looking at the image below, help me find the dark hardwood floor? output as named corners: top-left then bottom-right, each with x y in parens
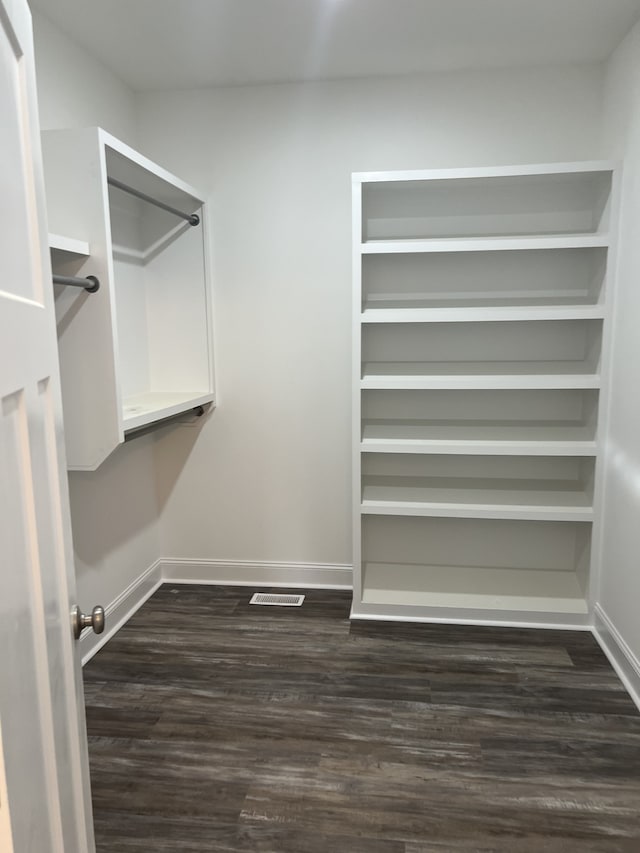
top-left (83, 585), bottom-right (640, 852)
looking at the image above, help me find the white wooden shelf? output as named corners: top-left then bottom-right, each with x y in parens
top-left (48, 233), bottom-right (90, 257)
top-left (360, 421), bottom-right (597, 456)
top-left (355, 160), bottom-right (616, 183)
top-left (361, 477), bottom-right (592, 522)
top-left (361, 233), bottom-right (610, 255)
top-left (360, 562), bottom-right (589, 615)
top-left (361, 362), bottom-right (600, 390)
top-left (122, 391), bottom-right (214, 432)
top-left (361, 305), bottom-right (606, 324)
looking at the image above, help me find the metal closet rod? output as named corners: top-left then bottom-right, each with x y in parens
top-left (107, 176), bottom-right (200, 226)
top-left (52, 274), bottom-right (100, 293)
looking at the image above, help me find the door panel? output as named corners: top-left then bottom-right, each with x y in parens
top-left (0, 8), bottom-right (39, 303)
top-left (0, 1), bottom-right (95, 850)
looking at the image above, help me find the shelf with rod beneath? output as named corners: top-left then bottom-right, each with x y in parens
top-left (43, 128), bottom-right (215, 471)
top-left (122, 390), bottom-right (214, 432)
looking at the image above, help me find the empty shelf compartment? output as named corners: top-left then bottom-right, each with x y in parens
top-left (361, 247), bottom-right (607, 315)
top-left (361, 320), bottom-right (602, 389)
top-left (360, 389), bottom-right (599, 455)
top-left (361, 515), bottom-right (591, 615)
top-left (361, 169), bottom-right (612, 242)
top-left (361, 454), bottom-right (594, 521)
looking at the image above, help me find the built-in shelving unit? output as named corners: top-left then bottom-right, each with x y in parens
top-left (352, 161), bottom-right (617, 626)
top-left (42, 128), bottom-right (215, 470)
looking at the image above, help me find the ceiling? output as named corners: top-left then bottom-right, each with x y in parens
top-left (30, 0), bottom-right (640, 92)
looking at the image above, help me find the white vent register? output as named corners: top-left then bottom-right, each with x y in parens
top-left (249, 593), bottom-right (305, 607)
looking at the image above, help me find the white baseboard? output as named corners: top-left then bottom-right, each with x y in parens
top-left (593, 604), bottom-right (640, 713)
top-left (160, 558), bottom-right (353, 589)
top-left (79, 560), bottom-right (163, 666)
top-left (351, 610), bottom-right (592, 630)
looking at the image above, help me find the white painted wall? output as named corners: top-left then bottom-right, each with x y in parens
top-left (597, 21), bottom-right (640, 672)
top-left (138, 65), bottom-right (605, 568)
top-left (32, 11), bottom-right (137, 147)
top-left (32, 10), bottom-right (160, 613)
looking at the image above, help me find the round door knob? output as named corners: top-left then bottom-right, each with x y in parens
top-left (72, 605), bottom-right (105, 640)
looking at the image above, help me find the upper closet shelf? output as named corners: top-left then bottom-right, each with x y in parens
top-left (48, 233), bottom-right (90, 257)
top-left (353, 160), bottom-right (616, 183)
top-left (361, 234), bottom-right (610, 255)
top-left (360, 305), bottom-right (606, 324)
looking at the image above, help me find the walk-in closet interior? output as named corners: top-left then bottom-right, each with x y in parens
top-left (27, 0), bottom-right (640, 701)
top-left (4, 0), bottom-right (640, 849)
top-left (29, 0), bottom-right (640, 678)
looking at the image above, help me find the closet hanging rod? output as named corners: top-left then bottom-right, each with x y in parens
top-left (107, 176), bottom-right (200, 226)
top-left (53, 274), bottom-right (100, 293)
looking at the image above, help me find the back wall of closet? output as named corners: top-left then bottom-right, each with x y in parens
top-left (32, 9), bottom-right (620, 641)
top-left (137, 68), bottom-right (604, 576)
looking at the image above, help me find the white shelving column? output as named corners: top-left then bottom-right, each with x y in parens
top-left (351, 162), bottom-right (617, 627)
top-left (42, 128), bottom-right (215, 471)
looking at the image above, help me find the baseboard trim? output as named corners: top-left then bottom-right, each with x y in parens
top-left (593, 604), bottom-right (640, 713)
top-left (79, 560), bottom-right (163, 666)
top-left (160, 558), bottom-right (353, 590)
top-left (351, 609), bottom-right (592, 631)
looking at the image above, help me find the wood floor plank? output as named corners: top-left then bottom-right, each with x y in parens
top-left (83, 585), bottom-right (640, 851)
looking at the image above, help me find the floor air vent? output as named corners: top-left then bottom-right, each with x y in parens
top-left (249, 593), bottom-right (305, 607)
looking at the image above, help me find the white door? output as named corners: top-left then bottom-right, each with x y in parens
top-left (0, 1), bottom-right (96, 851)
